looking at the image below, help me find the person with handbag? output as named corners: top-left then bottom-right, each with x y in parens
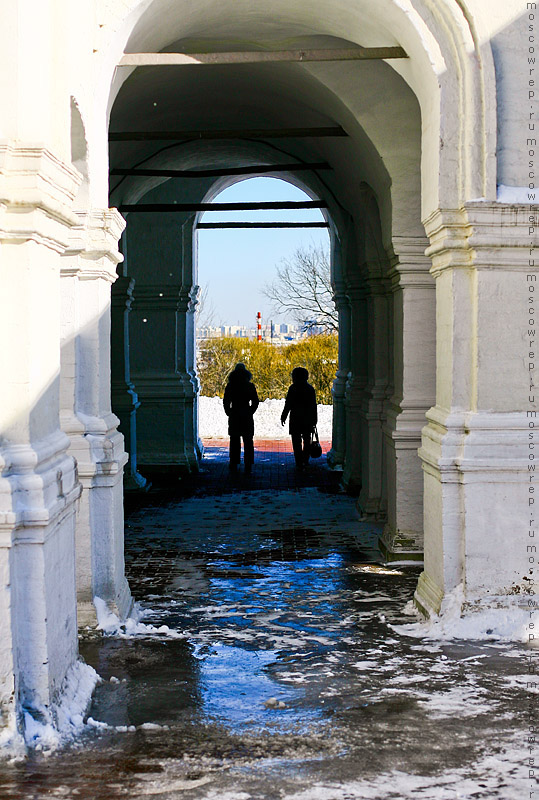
top-left (280, 367), bottom-right (318, 470)
top-left (223, 363), bottom-right (259, 474)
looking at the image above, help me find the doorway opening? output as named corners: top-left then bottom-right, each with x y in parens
top-left (196, 176), bottom-right (335, 469)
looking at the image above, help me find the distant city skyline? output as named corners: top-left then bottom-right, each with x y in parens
top-left (196, 321), bottom-right (302, 343)
top-left (197, 178), bottom-right (329, 328)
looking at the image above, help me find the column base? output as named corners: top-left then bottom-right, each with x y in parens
top-left (414, 570), bottom-right (445, 616)
top-left (124, 469), bottom-right (150, 492)
top-left (328, 373), bottom-right (347, 468)
top-left (134, 375), bottom-right (201, 473)
top-left (77, 575), bottom-right (133, 629)
top-left (0, 430), bottom-right (82, 734)
top-left (326, 449), bottom-right (344, 471)
top-left (379, 524), bottom-right (424, 564)
top-left (62, 413), bottom-right (132, 626)
top-left (357, 497), bottom-right (386, 522)
top-left (419, 408), bottom-right (536, 616)
top-left (414, 575), bottom-right (533, 643)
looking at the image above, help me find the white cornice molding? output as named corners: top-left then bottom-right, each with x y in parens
top-left (0, 142), bottom-right (81, 253)
top-left (62, 208), bottom-right (125, 282)
top-left (424, 205), bottom-right (539, 276)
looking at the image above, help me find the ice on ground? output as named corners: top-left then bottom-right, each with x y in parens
top-left (199, 396), bottom-right (332, 439)
top-left (192, 735), bottom-right (530, 800)
top-left (417, 685), bottom-right (495, 718)
top-left (94, 596), bottom-right (186, 639)
top-left (391, 584), bottom-right (532, 643)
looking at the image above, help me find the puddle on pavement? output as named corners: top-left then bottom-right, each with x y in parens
top-left (0, 487), bottom-right (534, 799)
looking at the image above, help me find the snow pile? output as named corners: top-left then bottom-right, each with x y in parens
top-left (0, 709), bottom-right (25, 756)
top-left (23, 659), bottom-right (100, 750)
top-left (94, 596), bottom-right (185, 640)
top-left (392, 584), bottom-right (532, 642)
top-left (497, 184), bottom-right (532, 204)
top-left (199, 396), bottom-right (333, 439)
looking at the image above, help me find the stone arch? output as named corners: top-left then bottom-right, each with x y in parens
top-left (101, 0), bottom-right (525, 624)
top-left (98, 0), bottom-right (496, 220)
top-left (70, 97), bottom-right (90, 209)
top-left (104, 0), bottom-right (441, 564)
top-left (116, 168), bottom-right (338, 475)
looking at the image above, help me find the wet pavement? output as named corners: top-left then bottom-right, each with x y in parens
top-left (0, 440), bottom-right (536, 799)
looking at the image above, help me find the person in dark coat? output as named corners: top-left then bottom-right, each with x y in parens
top-left (281, 367), bottom-right (317, 470)
top-left (223, 363), bottom-right (259, 473)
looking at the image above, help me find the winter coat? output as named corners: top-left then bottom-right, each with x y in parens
top-left (223, 373), bottom-right (259, 437)
top-left (281, 381), bottom-right (317, 435)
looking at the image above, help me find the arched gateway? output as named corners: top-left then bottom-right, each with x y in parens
top-left (0, 0), bottom-right (534, 742)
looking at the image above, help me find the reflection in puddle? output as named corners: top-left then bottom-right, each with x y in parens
top-left (0, 484), bottom-right (532, 800)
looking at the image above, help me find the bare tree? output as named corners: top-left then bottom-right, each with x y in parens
top-left (196, 283), bottom-right (219, 332)
top-left (263, 244), bottom-right (338, 333)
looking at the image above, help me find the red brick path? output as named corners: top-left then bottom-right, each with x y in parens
top-left (202, 438), bottom-right (332, 454)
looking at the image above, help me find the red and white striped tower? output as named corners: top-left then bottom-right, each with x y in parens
top-left (256, 311), bottom-right (262, 341)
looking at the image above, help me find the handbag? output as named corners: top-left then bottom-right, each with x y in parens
top-left (309, 427), bottom-right (322, 459)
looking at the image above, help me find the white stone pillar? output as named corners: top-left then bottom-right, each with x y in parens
top-left (381, 237), bottom-right (435, 562)
top-left (0, 142), bottom-right (81, 734)
top-left (357, 278), bottom-right (390, 518)
top-left (60, 209), bottom-right (131, 626)
top-left (111, 275), bottom-right (149, 491)
top-left (182, 219), bottom-right (203, 461)
top-left (343, 283), bottom-right (367, 492)
top-left (327, 283), bottom-right (350, 469)
top-left (417, 204), bottom-right (538, 615)
top-left (380, 277), bottom-right (394, 519)
top-left (131, 284), bottom-right (200, 474)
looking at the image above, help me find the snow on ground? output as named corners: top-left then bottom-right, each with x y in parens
top-left (22, 660), bottom-right (100, 752)
top-left (94, 596), bottom-right (186, 640)
top-left (199, 396), bottom-right (332, 439)
top-left (392, 583), bottom-right (532, 643)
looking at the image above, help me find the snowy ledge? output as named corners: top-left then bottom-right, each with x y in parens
top-left (496, 184), bottom-right (536, 204)
top-left (199, 396), bottom-right (333, 440)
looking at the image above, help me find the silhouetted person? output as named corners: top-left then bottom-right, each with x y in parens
top-left (223, 363), bottom-right (259, 474)
top-left (281, 367), bottom-right (317, 470)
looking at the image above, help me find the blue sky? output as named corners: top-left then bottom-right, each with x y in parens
top-left (198, 177), bottom-right (329, 328)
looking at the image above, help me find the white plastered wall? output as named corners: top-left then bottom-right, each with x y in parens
top-left (0, 0), bottom-right (534, 746)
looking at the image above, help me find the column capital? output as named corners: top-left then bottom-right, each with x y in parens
top-left (0, 141), bottom-right (81, 252)
top-left (332, 285), bottom-right (350, 309)
top-left (345, 282), bottom-right (366, 301)
top-left (387, 235), bottom-right (433, 289)
top-left (62, 208), bottom-right (125, 282)
top-left (365, 275), bottom-right (388, 296)
top-left (182, 284), bottom-right (200, 313)
top-left (424, 203), bottom-right (537, 276)
top-left (111, 276), bottom-right (135, 310)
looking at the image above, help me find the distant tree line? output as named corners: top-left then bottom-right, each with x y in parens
top-left (197, 334), bottom-right (338, 404)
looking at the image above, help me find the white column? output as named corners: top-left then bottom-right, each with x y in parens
top-left (111, 275), bottom-right (148, 490)
top-left (381, 237), bottom-right (435, 562)
top-left (131, 285), bottom-right (200, 474)
top-left (357, 278), bottom-right (390, 518)
top-left (327, 284), bottom-right (350, 469)
top-left (343, 283), bottom-right (367, 492)
top-left (182, 219), bottom-right (203, 461)
top-left (61, 209), bottom-right (131, 626)
top-left (0, 142), bottom-right (81, 735)
top-left (417, 204), bottom-right (537, 616)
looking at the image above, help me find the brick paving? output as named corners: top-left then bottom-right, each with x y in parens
top-left (124, 438), bottom-right (381, 600)
top-left (197, 437), bottom-right (336, 493)
top-left (1, 441), bottom-right (526, 800)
